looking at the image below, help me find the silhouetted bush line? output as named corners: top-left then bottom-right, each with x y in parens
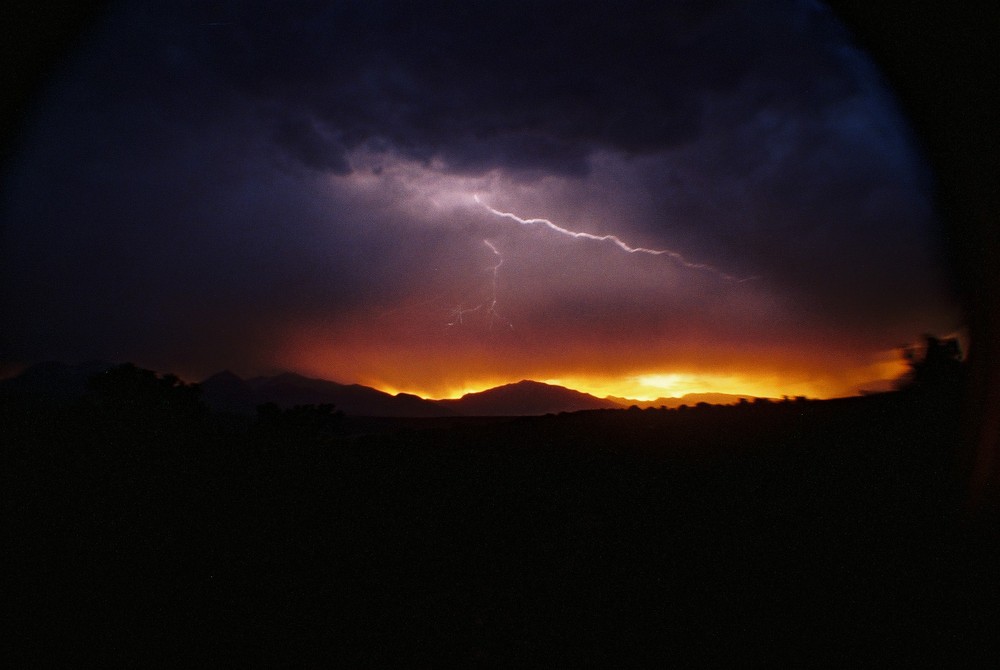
top-left (3, 357), bottom-right (996, 665)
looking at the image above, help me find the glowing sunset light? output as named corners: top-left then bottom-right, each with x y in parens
top-left (345, 360), bottom-right (907, 403)
top-left (280, 318), bottom-right (913, 402)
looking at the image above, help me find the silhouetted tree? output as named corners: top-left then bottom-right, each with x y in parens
top-left (899, 334), bottom-right (965, 394)
top-left (88, 363), bottom-right (206, 418)
top-left (81, 363), bottom-right (210, 458)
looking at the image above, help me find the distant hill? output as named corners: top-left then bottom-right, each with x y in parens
top-left (436, 380), bottom-right (622, 416)
top-left (606, 392), bottom-right (760, 409)
top-left (201, 371), bottom-right (454, 417)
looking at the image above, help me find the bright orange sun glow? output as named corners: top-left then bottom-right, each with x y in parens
top-left (279, 324), bottom-right (911, 401)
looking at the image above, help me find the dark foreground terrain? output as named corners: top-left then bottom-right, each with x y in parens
top-left (3, 367), bottom-right (997, 665)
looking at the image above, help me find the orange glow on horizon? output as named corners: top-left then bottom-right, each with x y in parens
top-left (375, 380), bottom-right (514, 400)
top-left (277, 319), bottom-right (915, 402)
top-left (369, 359), bottom-right (908, 401)
top-left (537, 358), bottom-right (909, 401)
top-left (283, 346), bottom-right (909, 402)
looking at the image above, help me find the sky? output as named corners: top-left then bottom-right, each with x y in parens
top-left (0, 0), bottom-right (960, 400)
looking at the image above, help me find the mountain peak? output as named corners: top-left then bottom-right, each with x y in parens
top-left (444, 379), bottom-right (619, 416)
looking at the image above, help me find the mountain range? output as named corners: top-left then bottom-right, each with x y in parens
top-left (1, 362), bottom-right (764, 417)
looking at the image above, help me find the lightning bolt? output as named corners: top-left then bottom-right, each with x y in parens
top-left (474, 194), bottom-right (750, 282)
top-left (444, 239), bottom-right (512, 330)
top-left (446, 303), bottom-right (480, 326)
top-left (483, 239), bottom-right (512, 330)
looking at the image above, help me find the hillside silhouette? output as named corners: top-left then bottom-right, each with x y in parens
top-left (3, 348), bottom-right (997, 665)
top-left (200, 370), bottom-right (453, 417)
top-left (200, 373), bottom-right (626, 416)
top-left (4, 364), bottom-right (772, 417)
top-left (435, 379), bottom-right (621, 415)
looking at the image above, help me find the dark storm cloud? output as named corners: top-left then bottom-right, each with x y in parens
top-left (189, 0), bottom-right (863, 175)
top-left (642, 89), bottom-right (942, 329)
top-left (0, 41), bottom-right (440, 373)
top-left (13, 0), bottom-right (890, 187)
top-left (190, 0), bottom-right (942, 331)
top-left (272, 114), bottom-right (351, 174)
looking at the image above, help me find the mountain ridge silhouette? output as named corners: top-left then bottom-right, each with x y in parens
top-left (436, 379), bottom-right (621, 416)
top-left (2, 362), bottom-right (774, 417)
